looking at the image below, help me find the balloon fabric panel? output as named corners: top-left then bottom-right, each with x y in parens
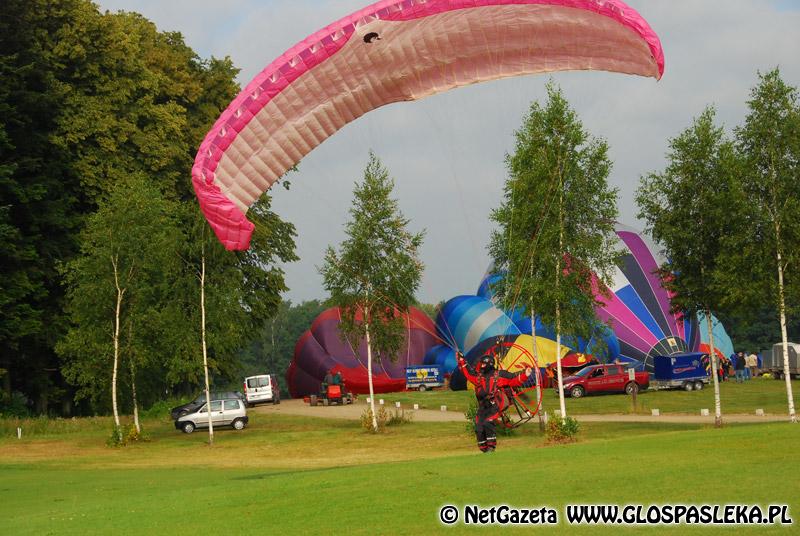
top-left (193, 0), bottom-right (664, 250)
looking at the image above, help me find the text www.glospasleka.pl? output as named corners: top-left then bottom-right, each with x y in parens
top-left (438, 504), bottom-right (793, 526)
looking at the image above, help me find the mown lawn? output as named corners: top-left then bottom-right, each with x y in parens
top-left (0, 411), bottom-right (797, 535)
top-left (377, 377), bottom-right (799, 416)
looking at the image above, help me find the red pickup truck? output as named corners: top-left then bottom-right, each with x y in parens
top-left (556, 364), bottom-right (650, 398)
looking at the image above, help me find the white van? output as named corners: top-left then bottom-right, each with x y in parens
top-left (244, 374), bottom-right (280, 407)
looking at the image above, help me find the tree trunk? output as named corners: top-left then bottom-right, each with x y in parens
top-left (200, 253), bottom-right (214, 445)
top-left (130, 360), bottom-right (140, 434)
top-left (776, 247), bottom-right (797, 423)
top-left (365, 308), bottom-right (378, 432)
top-left (270, 317), bottom-right (276, 372)
top-left (555, 179), bottom-right (566, 419)
top-left (555, 305), bottom-right (566, 419)
top-left (126, 322), bottom-right (140, 434)
top-left (531, 309), bottom-right (545, 431)
top-left (111, 256), bottom-right (123, 440)
top-left (705, 311), bottom-right (722, 428)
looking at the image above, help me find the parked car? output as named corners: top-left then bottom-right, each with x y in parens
top-left (175, 398), bottom-right (249, 434)
top-left (243, 374), bottom-right (280, 407)
top-left (557, 364), bottom-right (650, 398)
top-left (170, 391), bottom-right (244, 421)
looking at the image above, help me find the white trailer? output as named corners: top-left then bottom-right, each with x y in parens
top-left (762, 343), bottom-right (800, 380)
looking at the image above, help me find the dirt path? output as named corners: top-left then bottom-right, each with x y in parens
top-left (253, 399), bottom-right (459, 422)
top-left (253, 399), bottom-right (790, 424)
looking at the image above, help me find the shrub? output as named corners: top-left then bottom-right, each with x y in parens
top-left (124, 423), bottom-right (149, 443)
top-left (464, 400), bottom-right (477, 434)
top-left (361, 405), bottom-right (390, 432)
top-left (0, 391), bottom-right (30, 418)
top-left (545, 415), bottom-right (580, 443)
top-left (107, 426), bottom-right (126, 447)
top-left (140, 399), bottom-right (180, 420)
top-left (387, 407), bottom-right (413, 426)
top-left (107, 423), bottom-right (149, 447)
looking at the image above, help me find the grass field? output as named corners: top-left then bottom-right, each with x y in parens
top-left (1, 404), bottom-right (798, 535)
top-left (377, 376), bottom-right (799, 416)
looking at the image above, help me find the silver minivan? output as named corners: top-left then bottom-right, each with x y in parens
top-left (175, 398), bottom-right (249, 434)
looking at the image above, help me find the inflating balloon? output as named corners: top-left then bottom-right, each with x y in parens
top-left (286, 306), bottom-right (438, 397)
top-left (438, 225), bottom-right (734, 385)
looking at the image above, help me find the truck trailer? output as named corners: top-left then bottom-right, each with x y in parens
top-left (405, 365), bottom-right (443, 391)
top-left (651, 352), bottom-right (709, 391)
top-left (761, 343), bottom-right (800, 380)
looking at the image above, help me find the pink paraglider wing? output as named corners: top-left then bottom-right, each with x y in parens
top-left (193, 0), bottom-right (664, 250)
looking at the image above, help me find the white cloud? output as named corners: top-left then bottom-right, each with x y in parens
top-left (97, 0), bottom-right (800, 304)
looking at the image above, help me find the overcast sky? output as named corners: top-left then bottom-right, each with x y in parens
top-left (97, 0), bottom-right (800, 305)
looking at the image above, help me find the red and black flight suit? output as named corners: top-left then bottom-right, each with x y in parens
top-left (458, 353), bottom-right (530, 452)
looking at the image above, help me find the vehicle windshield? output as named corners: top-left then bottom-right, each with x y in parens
top-left (574, 367), bottom-right (597, 378)
top-left (247, 377), bottom-right (270, 388)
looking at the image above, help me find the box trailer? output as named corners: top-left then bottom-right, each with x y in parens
top-left (405, 365), bottom-right (443, 391)
top-left (762, 343), bottom-right (800, 380)
top-left (651, 352), bottom-right (709, 391)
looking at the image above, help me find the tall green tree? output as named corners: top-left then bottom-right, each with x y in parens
top-left (724, 69), bottom-right (800, 423)
top-left (2, 0), bottom-right (297, 413)
top-left (489, 82), bottom-right (619, 419)
top-left (636, 107), bottom-right (739, 427)
top-left (320, 153), bottom-right (424, 431)
top-left (58, 174), bottom-right (181, 437)
top-left (0, 0), bottom-right (85, 412)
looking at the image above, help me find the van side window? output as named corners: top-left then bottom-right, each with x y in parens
top-left (224, 400), bottom-right (239, 410)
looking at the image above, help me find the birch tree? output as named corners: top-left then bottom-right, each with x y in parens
top-left (728, 69), bottom-right (800, 423)
top-left (489, 82), bottom-right (619, 420)
top-left (320, 153), bottom-right (424, 431)
top-left (59, 174), bottom-right (180, 438)
top-left (636, 107), bottom-right (739, 428)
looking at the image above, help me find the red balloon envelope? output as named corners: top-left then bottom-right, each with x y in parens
top-left (287, 306), bottom-right (439, 397)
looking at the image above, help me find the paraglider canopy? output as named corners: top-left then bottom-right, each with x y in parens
top-left (193, 0), bottom-right (664, 250)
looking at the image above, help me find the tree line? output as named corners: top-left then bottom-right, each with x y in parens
top-left (0, 0), bottom-right (296, 417)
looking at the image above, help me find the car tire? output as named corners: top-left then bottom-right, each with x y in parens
top-left (570, 386), bottom-right (585, 398)
top-left (683, 382), bottom-right (694, 392)
top-left (182, 422), bottom-right (195, 434)
top-left (418, 385), bottom-right (427, 392)
top-left (625, 382), bottom-right (640, 395)
top-left (310, 395), bottom-right (317, 407)
top-left (232, 418), bottom-right (246, 431)
top-left (694, 381), bottom-right (704, 391)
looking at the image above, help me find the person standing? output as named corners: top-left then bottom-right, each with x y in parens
top-left (746, 352), bottom-right (758, 379)
top-left (457, 350), bottom-right (531, 453)
top-left (734, 351), bottom-right (746, 383)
